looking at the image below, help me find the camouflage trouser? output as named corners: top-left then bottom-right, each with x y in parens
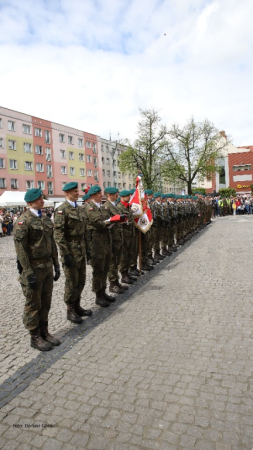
top-left (141, 232), bottom-right (148, 264)
top-left (154, 223), bottom-right (162, 251)
top-left (91, 233), bottom-right (111, 292)
top-left (20, 265), bottom-right (53, 331)
top-left (108, 239), bottom-right (122, 282)
top-left (130, 232), bottom-right (138, 268)
top-left (63, 257), bottom-right (86, 305)
top-left (120, 233), bottom-right (135, 273)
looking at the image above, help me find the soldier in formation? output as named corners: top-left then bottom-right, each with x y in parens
top-left (13, 185), bottom-right (213, 351)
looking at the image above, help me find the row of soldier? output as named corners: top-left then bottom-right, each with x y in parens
top-left (13, 183), bottom-right (212, 351)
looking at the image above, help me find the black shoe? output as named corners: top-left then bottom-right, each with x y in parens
top-left (95, 290), bottom-right (110, 307)
top-left (103, 289), bottom-right (116, 302)
top-left (67, 305), bottom-right (82, 324)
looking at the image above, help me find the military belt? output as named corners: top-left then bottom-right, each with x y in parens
top-left (30, 257), bottom-right (52, 263)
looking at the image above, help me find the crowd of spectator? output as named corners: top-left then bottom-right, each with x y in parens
top-left (211, 194), bottom-right (253, 217)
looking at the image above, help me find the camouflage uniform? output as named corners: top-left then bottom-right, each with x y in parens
top-left (117, 200), bottom-right (136, 280)
top-left (104, 200), bottom-right (123, 285)
top-left (13, 210), bottom-right (59, 331)
top-left (54, 200), bottom-right (90, 321)
top-left (85, 202), bottom-right (112, 293)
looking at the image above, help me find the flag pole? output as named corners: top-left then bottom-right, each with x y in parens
top-left (139, 229), bottom-right (142, 273)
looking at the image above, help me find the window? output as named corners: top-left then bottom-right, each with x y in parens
top-left (10, 159), bottom-right (18, 170)
top-left (35, 127), bottom-right (42, 137)
top-left (8, 121), bottom-right (15, 131)
top-left (69, 151), bottom-right (74, 160)
top-left (79, 153), bottom-right (84, 162)
top-left (68, 136), bottom-right (73, 145)
top-left (59, 133), bottom-right (65, 143)
top-left (233, 164), bottom-right (252, 171)
top-left (86, 140), bottom-right (91, 148)
top-left (37, 181), bottom-right (45, 190)
top-left (78, 138), bottom-right (83, 147)
top-left (0, 178), bottom-right (6, 188)
top-left (61, 166), bottom-right (67, 175)
top-left (45, 148), bottom-right (51, 161)
top-left (94, 170), bottom-right (98, 182)
top-left (45, 130), bottom-right (50, 144)
top-left (92, 143), bottom-right (97, 154)
top-left (47, 164), bottom-right (53, 178)
top-left (80, 168), bottom-right (85, 177)
top-left (0, 118), bottom-right (2, 128)
top-left (0, 138), bottom-right (3, 148)
top-left (60, 149), bottom-right (66, 159)
top-left (114, 182), bottom-right (117, 187)
top-left (23, 124), bottom-right (31, 134)
top-left (118, 183), bottom-right (121, 189)
top-left (87, 169), bottom-right (92, 177)
top-left (102, 169), bottom-right (105, 176)
top-left (103, 181), bottom-right (106, 187)
top-left (107, 181), bottom-right (111, 187)
top-left (62, 182), bottom-right (67, 189)
top-left (118, 172), bottom-right (121, 178)
top-left (36, 163), bottom-right (44, 172)
top-left (86, 155), bottom-right (92, 163)
top-left (107, 170), bottom-right (110, 177)
top-left (25, 161), bottom-right (33, 171)
top-left (9, 140), bottom-right (16, 150)
top-left (106, 145), bottom-right (109, 153)
top-left (123, 182), bottom-right (126, 188)
top-left (70, 167), bottom-right (75, 175)
top-left (106, 158), bottom-right (110, 164)
top-left (113, 171), bottom-right (117, 177)
top-left (102, 157), bottom-right (104, 163)
top-left (81, 183), bottom-right (85, 190)
top-left (35, 145), bottom-right (43, 155)
top-left (11, 179), bottom-right (18, 189)
top-left (93, 157), bottom-right (97, 167)
top-left (0, 158), bottom-right (5, 168)
top-left (113, 159), bottom-right (116, 166)
top-left (24, 142), bottom-right (32, 153)
top-left (47, 181), bottom-right (53, 195)
top-left (101, 144), bottom-right (104, 152)
top-left (26, 180), bottom-right (34, 189)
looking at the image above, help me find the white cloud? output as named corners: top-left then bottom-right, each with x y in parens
top-left (0, 0), bottom-right (253, 145)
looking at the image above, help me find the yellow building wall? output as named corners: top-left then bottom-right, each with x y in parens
top-left (6, 135), bottom-right (34, 175)
top-left (67, 146), bottom-right (86, 178)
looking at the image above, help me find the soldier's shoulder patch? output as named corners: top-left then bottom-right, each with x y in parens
top-left (104, 206), bottom-right (108, 210)
top-left (57, 211), bottom-right (63, 214)
top-left (18, 221), bottom-right (24, 225)
top-left (89, 208), bottom-right (94, 211)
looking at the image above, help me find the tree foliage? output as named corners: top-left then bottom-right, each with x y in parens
top-left (219, 187), bottom-right (236, 197)
top-left (163, 118), bottom-right (229, 194)
top-left (118, 108), bottom-right (168, 189)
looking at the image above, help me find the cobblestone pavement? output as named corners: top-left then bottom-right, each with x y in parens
top-left (0, 216), bottom-right (253, 450)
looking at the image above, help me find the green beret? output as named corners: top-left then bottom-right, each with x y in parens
top-left (145, 189), bottom-right (153, 195)
top-left (129, 188), bottom-right (136, 194)
top-left (104, 187), bottom-right (119, 194)
top-left (161, 194), bottom-right (166, 199)
top-left (82, 193), bottom-right (90, 201)
top-left (62, 182), bottom-right (78, 191)
top-left (89, 185), bottom-right (101, 195)
top-left (119, 190), bottom-right (131, 197)
top-left (153, 192), bottom-right (162, 198)
top-left (24, 188), bottom-right (43, 203)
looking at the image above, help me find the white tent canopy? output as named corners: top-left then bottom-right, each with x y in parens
top-left (0, 191), bottom-right (54, 207)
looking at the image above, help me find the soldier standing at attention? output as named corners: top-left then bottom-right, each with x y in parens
top-left (54, 182), bottom-right (92, 324)
top-left (104, 187), bottom-right (128, 294)
top-left (117, 190), bottom-right (137, 285)
top-left (13, 189), bottom-right (61, 351)
top-left (85, 185), bottom-right (127, 307)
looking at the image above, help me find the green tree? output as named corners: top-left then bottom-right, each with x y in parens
top-left (192, 188), bottom-right (206, 195)
top-left (163, 118), bottom-right (229, 195)
top-left (118, 108), bottom-right (168, 189)
top-left (219, 187), bottom-right (236, 197)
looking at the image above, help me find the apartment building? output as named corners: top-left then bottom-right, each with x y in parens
top-left (100, 138), bottom-right (134, 191)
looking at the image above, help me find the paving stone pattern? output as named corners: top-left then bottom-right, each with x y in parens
top-left (0, 216), bottom-right (253, 450)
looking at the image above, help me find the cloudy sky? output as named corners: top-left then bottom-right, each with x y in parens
top-left (0, 0), bottom-right (252, 145)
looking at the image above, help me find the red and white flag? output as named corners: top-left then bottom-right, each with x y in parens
top-left (129, 174), bottom-right (153, 233)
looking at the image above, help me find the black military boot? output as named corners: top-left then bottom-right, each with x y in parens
top-left (155, 250), bottom-right (163, 261)
top-left (142, 263), bottom-right (153, 271)
top-left (116, 280), bottom-right (129, 290)
top-left (30, 327), bottom-right (52, 351)
top-left (121, 271), bottom-right (134, 284)
top-left (95, 289), bottom-right (110, 307)
top-left (67, 304), bottom-right (82, 324)
top-left (40, 321), bottom-right (61, 346)
top-left (74, 298), bottom-right (93, 317)
top-left (102, 288), bottom-right (116, 302)
top-left (109, 281), bottom-right (124, 294)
